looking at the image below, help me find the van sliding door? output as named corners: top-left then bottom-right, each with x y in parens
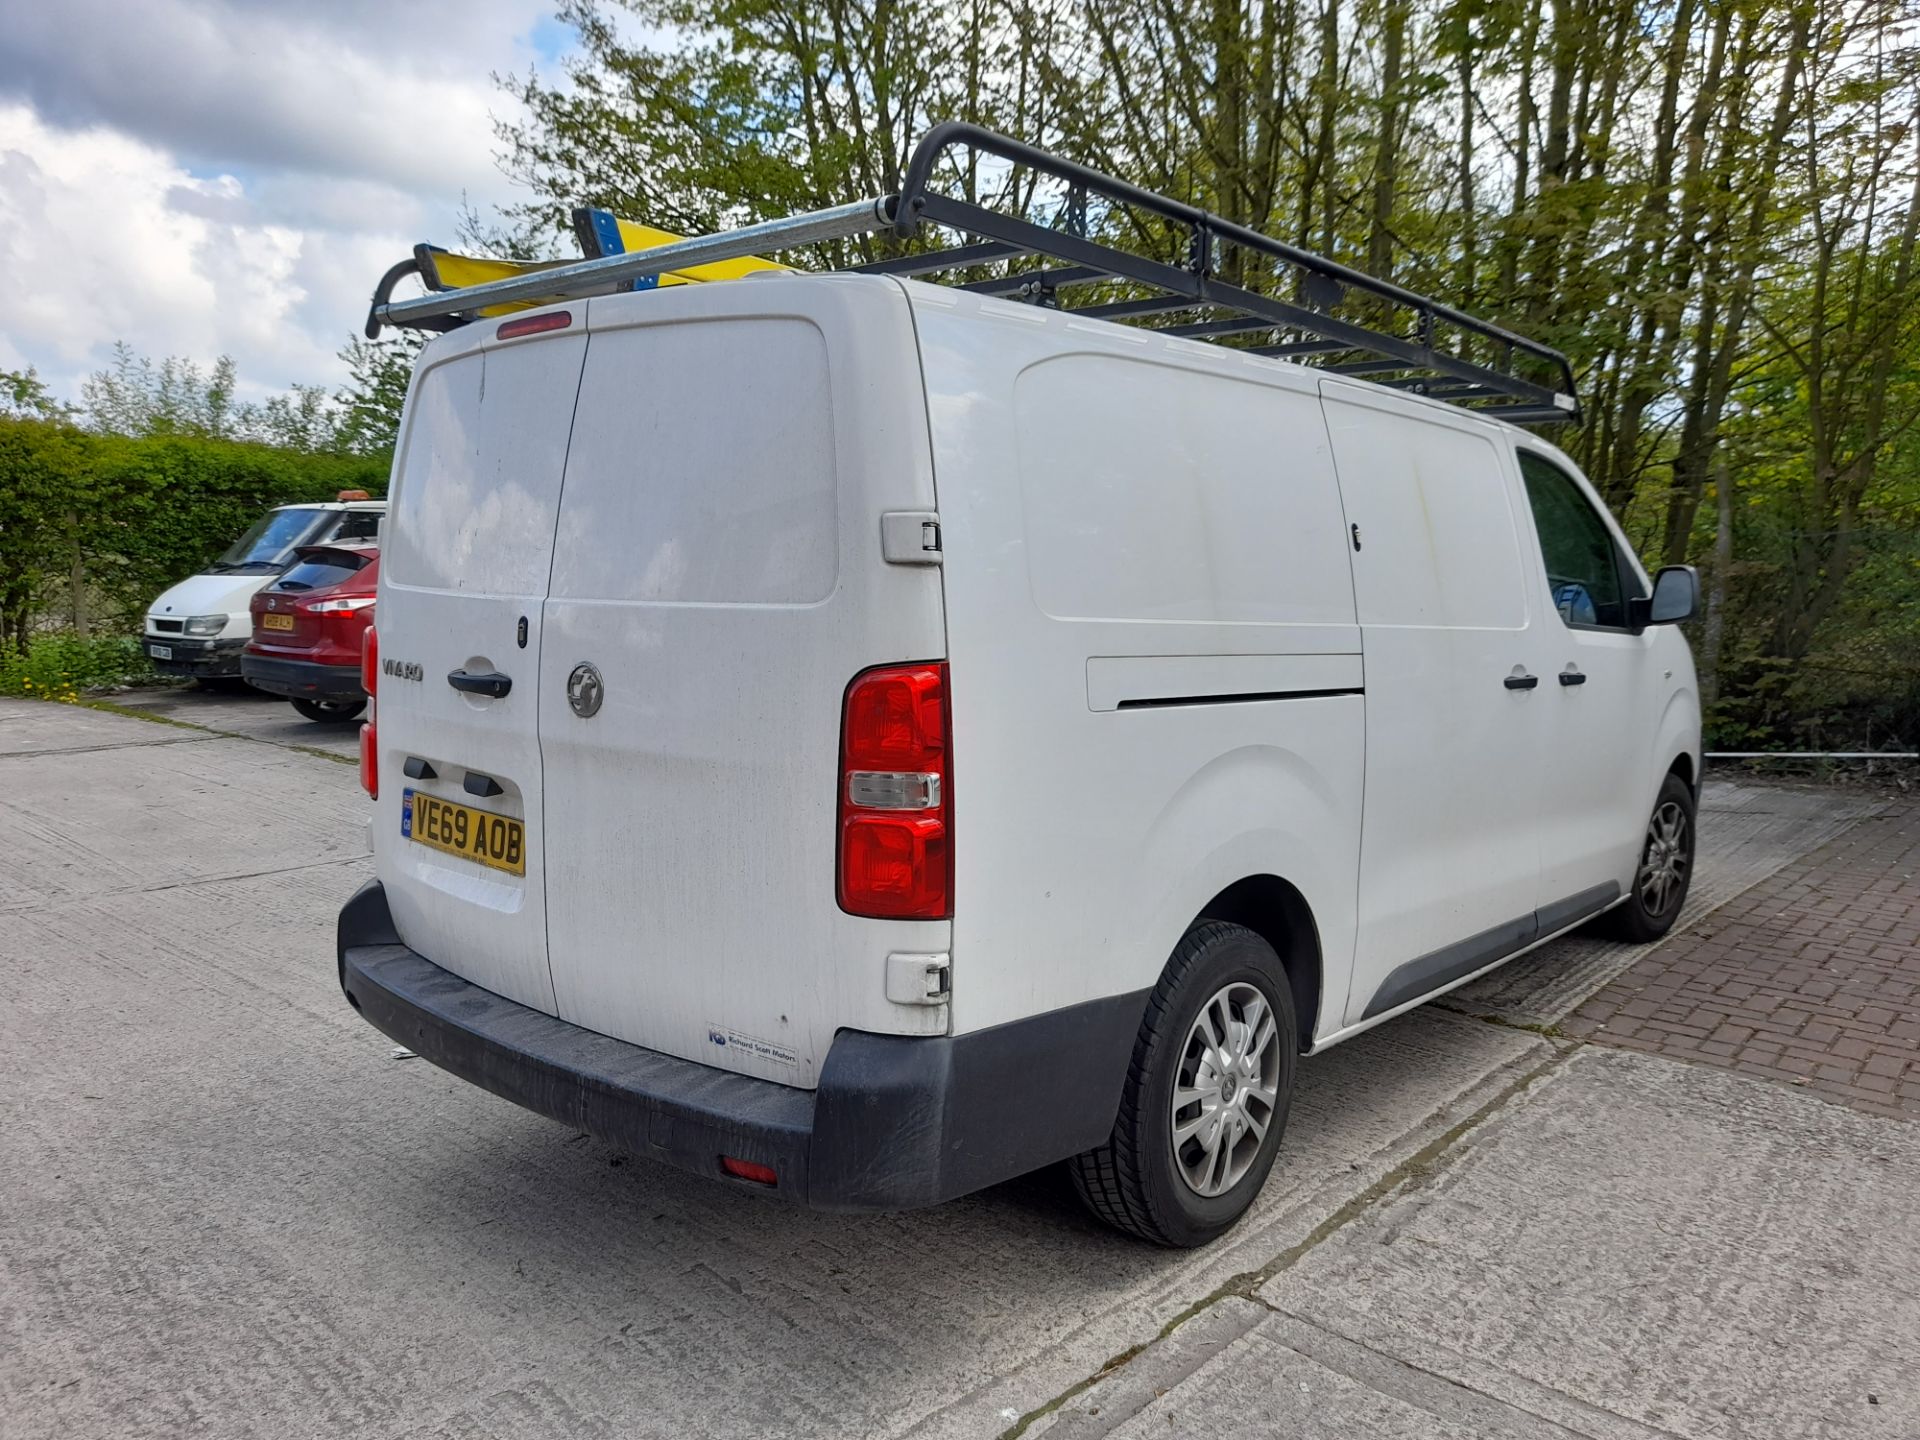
top-left (1320, 383), bottom-right (1549, 1025)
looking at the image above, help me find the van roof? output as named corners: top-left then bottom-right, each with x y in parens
top-left (371, 124), bottom-right (1578, 428)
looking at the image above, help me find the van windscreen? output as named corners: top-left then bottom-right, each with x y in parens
top-left (211, 509), bottom-right (330, 573)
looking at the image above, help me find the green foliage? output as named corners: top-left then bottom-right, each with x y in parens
top-left (0, 414), bottom-right (387, 646)
top-left (333, 334), bottom-right (422, 456)
top-left (0, 631), bottom-right (153, 700)
top-left (495, 0), bottom-right (1920, 749)
top-left (2, 366), bottom-right (77, 422)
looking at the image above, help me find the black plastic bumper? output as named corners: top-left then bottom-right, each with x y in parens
top-left (242, 654), bottom-right (364, 703)
top-left (145, 634), bottom-right (246, 677)
top-left (337, 879), bottom-right (1146, 1211)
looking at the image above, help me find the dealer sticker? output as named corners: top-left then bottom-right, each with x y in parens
top-left (706, 1026), bottom-right (798, 1068)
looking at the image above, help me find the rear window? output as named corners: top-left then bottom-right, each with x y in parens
top-left (273, 551), bottom-right (371, 593)
top-left (384, 335), bottom-right (588, 594)
top-left (548, 317), bottom-right (837, 606)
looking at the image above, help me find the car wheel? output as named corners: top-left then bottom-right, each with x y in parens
top-left (292, 697), bottom-right (368, 723)
top-left (1070, 921), bottom-right (1297, 1247)
top-left (1595, 772), bottom-right (1696, 943)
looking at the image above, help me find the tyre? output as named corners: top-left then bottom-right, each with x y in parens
top-left (1070, 921), bottom-right (1297, 1247)
top-left (1594, 772), bottom-right (1696, 943)
top-left (292, 696), bottom-right (368, 723)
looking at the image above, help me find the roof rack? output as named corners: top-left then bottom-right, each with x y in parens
top-left (370, 123), bottom-right (1580, 425)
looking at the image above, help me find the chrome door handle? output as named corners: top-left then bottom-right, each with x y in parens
top-left (1503, 672), bottom-right (1539, 691)
top-left (1559, 669), bottom-right (1587, 686)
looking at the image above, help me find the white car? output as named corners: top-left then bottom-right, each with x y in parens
top-left (339, 143), bottom-right (1700, 1246)
top-left (144, 498), bottom-right (384, 682)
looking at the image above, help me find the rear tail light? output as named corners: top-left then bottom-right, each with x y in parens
top-left (307, 596), bottom-right (376, 613)
top-left (359, 720), bottom-right (377, 799)
top-left (360, 627), bottom-right (378, 798)
top-left (837, 662), bottom-right (950, 919)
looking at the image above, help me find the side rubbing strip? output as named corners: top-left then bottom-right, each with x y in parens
top-left (1117, 688), bottom-right (1363, 711)
top-left (1087, 652), bottom-right (1363, 712)
top-left (1364, 914), bottom-right (1538, 1019)
top-left (1536, 882), bottom-right (1621, 937)
top-left (1361, 882), bottom-right (1625, 1020)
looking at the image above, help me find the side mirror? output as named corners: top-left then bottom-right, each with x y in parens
top-left (1647, 565), bottom-right (1700, 625)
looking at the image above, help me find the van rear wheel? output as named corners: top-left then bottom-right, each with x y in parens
top-left (1595, 772), bottom-right (1696, 943)
top-left (1070, 922), bottom-right (1296, 1248)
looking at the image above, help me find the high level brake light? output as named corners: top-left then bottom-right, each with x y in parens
top-left (359, 627), bottom-right (378, 799)
top-left (837, 662), bottom-right (950, 919)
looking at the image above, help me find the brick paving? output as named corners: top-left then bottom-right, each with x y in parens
top-left (1563, 792), bottom-right (1920, 1122)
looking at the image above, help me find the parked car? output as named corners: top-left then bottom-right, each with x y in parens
top-left (338, 158), bottom-right (1700, 1248)
top-left (144, 496), bottom-right (384, 682)
top-left (240, 543), bottom-right (378, 722)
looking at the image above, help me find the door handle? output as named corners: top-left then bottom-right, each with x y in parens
top-left (447, 668), bottom-right (512, 698)
top-left (1558, 669), bottom-right (1588, 686)
top-left (1504, 672), bottom-right (1540, 691)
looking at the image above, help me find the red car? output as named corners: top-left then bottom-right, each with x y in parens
top-left (242, 542), bottom-right (378, 722)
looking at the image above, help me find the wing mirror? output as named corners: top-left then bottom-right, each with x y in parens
top-left (1637, 565), bottom-right (1700, 626)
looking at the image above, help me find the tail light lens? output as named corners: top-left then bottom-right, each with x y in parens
top-left (359, 720), bottom-right (377, 799)
top-left (359, 627), bottom-right (378, 798)
top-left (838, 662), bottom-right (950, 919)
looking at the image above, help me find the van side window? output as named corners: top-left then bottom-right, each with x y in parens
top-left (1517, 451), bottom-right (1636, 629)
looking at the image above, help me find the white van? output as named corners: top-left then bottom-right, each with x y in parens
top-left (339, 138), bottom-right (1700, 1246)
top-left (144, 498), bottom-right (384, 681)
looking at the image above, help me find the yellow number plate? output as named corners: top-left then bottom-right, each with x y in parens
top-left (402, 789), bottom-right (525, 875)
top-left (262, 612), bottom-right (295, 631)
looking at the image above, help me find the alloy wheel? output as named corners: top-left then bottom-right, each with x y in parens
top-left (1639, 799), bottom-right (1691, 916)
top-left (1170, 982), bottom-right (1283, 1197)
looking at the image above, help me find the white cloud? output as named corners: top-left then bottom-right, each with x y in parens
top-left (0, 0), bottom-right (568, 406)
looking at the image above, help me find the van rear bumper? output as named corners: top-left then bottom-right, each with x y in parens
top-left (337, 880), bottom-right (1145, 1212)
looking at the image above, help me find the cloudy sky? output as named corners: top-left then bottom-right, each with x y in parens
top-left (0, 0), bottom-right (578, 408)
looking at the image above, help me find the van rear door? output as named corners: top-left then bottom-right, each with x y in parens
top-left (536, 280), bottom-right (949, 1089)
top-left (372, 319), bottom-right (587, 1014)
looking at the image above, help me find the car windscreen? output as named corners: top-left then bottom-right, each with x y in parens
top-left (210, 510), bottom-right (332, 573)
top-left (271, 549), bottom-right (373, 593)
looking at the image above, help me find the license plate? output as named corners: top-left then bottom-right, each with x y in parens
top-left (262, 612), bottom-right (294, 631)
top-left (402, 788), bottom-right (525, 875)
top-left (148, 644), bottom-right (172, 660)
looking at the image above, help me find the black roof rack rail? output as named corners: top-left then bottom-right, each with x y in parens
top-left (868, 122), bottom-right (1579, 424)
top-left (368, 122), bottom-right (1579, 425)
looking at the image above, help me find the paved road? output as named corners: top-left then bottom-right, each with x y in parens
top-left (0, 694), bottom-right (1905, 1439)
top-left (109, 682), bottom-right (362, 757)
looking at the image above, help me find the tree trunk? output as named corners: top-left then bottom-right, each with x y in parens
top-left (1366, 0), bottom-right (1407, 279)
top-left (1700, 456), bottom-right (1733, 711)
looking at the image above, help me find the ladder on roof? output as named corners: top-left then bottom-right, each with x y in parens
top-left (367, 123), bottom-right (1581, 425)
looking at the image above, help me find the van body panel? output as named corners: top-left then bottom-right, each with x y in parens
top-left (371, 321), bottom-right (586, 1014)
top-left (534, 279), bottom-right (949, 1087)
top-left (908, 287), bottom-right (1364, 1039)
top-left (1318, 381), bottom-right (1550, 1027)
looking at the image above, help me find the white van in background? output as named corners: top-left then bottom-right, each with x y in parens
top-left (144, 496), bottom-right (384, 681)
top-left (336, 270), bottom-right (1701, 1246)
